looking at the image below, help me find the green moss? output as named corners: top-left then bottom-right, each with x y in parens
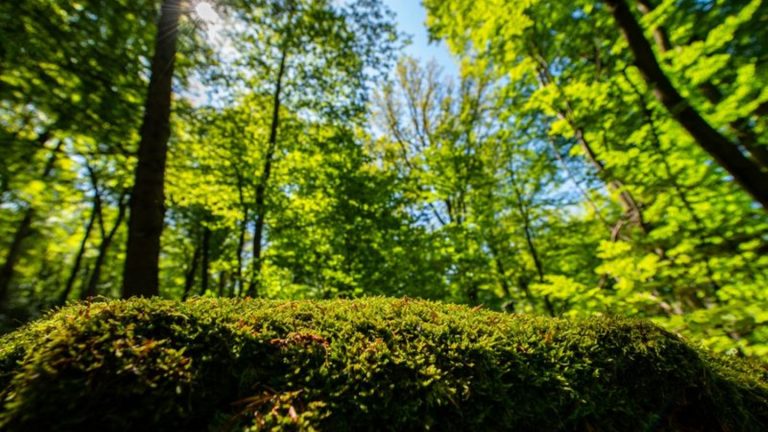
top-left (0, 297), bottom-right (766, 431)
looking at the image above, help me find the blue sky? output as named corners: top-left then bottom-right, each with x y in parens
top-left (382, 0), bottom-right (458, 77)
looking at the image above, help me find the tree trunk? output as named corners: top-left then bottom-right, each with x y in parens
top-left (509, 171), bottom-right (555, 316)
top-left (248, 44), bottom-right (288, 297)
top-left (235, 172), bottom-right (248, 297)
top-left (84, 194), bottom-right (128, 299)
top-left (0, 138), bottom-right (61, 308)
top-left (218, 271), bottom-right (227, 297)
top-left (235, 212), bottom-right (247, 297)
top-left (123, 0), bottom-right (183, 298)
top-left (80, 263), bottom-right (92, 297)
top-left (59, 201), bottom-right (98, 304)
top-left (520, 216), bottom-right (555, 316)
top-left (605, 0), bottom-right (768, 209)
top-left (487, 242), bottom-right (512, 298)
top-left (200, 226), bottom-right (211, 295)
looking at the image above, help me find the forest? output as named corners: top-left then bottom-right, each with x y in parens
top-left (0, 0), bottom-right (768, 359)
top-left (1, 0), bottom-right (768, 429)
top-left (2, 0), bottom-right (768, 361)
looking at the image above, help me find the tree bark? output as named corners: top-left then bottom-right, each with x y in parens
top-left (605, 0), bottom-right (768, 209)
top-left (248, 44), bottom-right (288, 297)
top-left (123, 0), bottom-right (183, 298)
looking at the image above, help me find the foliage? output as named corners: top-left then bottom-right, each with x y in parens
top-left (422, 0), bottom-right (768, 358)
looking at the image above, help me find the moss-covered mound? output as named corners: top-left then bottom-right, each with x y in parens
top-left (0, 298), bottom-right (766, 431)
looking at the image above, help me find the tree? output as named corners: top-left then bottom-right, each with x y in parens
top-left (122, 0), bottom-right (184, 298)
top-left (229, 0), bottom-right (398, 295)
top-left (425, 0), bottom-right (768, 356)
top-left (0, 0), bottom-right (155, 311)
top-left (604, 0), bottom-right (768, 209)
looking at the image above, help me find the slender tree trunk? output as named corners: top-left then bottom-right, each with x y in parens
top-left (509, 171), bottom-right (556, 316)
top-left (84, 194), bottom-right (128, 299)
top-left (59, 201), bottom-right (98, 304)
top-left (517, 277), bottom-right (537, 308)
top-left (0, 138), bottom-right (61, 308)
top-left (520, 216), bottom-right (555, 316)
top-left (467, 283), bottom-right (479, 305)
top-left (80, 264), bottom-right (92, 296)
top-left (182, 236), bottom-right (201, 300)
top-left (248, 44), bottom-right (288, 297)
top-left (235, 172), bottom-right (248, 297)
top-left (218, 271), bottom-right (227, 297)
top-left (487, 242), bottom-right (512, 298)
top-left (605, 0), bottom-right (768, 209)
top-left (200, 226), bottom-right (211, 295)
top-left (545, 137), bottom-right (613, 231)
top-left (235, 211), bottom-right (247, 296)
top-left (573, 125), bottom-right (648, 232)
top-left (123, 0), bottom-right (183, 298)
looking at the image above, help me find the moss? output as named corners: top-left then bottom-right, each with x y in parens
top-left (0, 297), bottom-right (766, 431)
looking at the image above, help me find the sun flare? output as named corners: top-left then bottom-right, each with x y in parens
top-left (194, 2), bottom-right (219, 24)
